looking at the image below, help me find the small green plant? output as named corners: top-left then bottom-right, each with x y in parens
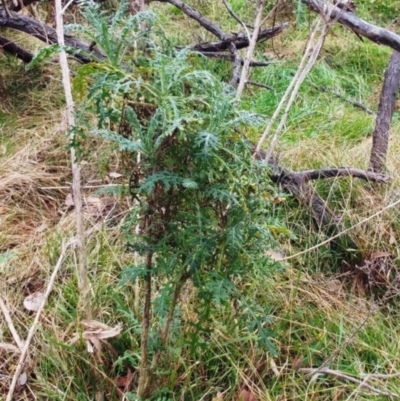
top-left (73, 4), bottom-right (284, 399)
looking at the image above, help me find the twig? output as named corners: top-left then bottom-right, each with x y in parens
top-left (246, 80), bottom-right (274, 91)
top-left (0, 297), bottom-right (24, 349)
top-left (279, 196), bottom-right (400, 261)
top-left (361, 372), bottom-right (400, 379)
top-left (236, 0), bottom-right (266, 99)
top-left (221, 0), bottom-right (254, 29)
top-left (6, 242), bottom-right (70, 401)
top-left (157, 0), bottom-right (227, 40)
top-left (195, 51), bottom-right (272, 67)
top-left (299, 367), bottom-right (400, 398)
top-left (55, 0), bottom-right (91, 319)
top-left (318, 85), bottom-right (375, 114)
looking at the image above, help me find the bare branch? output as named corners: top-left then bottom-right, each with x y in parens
top-left (0, 8), bottom-right (106, 63)
top-left (288, 167), bottom-right (389, 183)
top-left (246, 80), bottom-right (274, 91)
top-left (0, 34), bottom-right (33, 62)
top-left (304, 0), bottom-right (400, 52)
top-left (299, 368), bottom-right (400, 398)
top-left (189, 23), bottom-right (288, 53)
top-left (369, 50), bottom-right (400, 173)
top-left (155, 0), bottom-right (228, 40)
top-left (236, 0), bottom-right (266, 99)
top-left (195, 51), bottom-right (272, 66)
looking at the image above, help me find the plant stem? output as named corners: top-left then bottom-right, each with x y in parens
top-left (151, 274), bottom-right (188, 368)
top-left (137, 248), bottom-right (153, 399)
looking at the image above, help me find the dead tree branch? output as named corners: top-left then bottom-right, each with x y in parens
top-left (0, 34), bottom-right (33, 62)
top-left (189, 23), bottom-right (288, 53)
top-left (155, 0), bottom-right (227, 40)
top-left (0, 7), bottom-right (106, 63)
top-left (369, 50), bottom-right (400, 173)
top-left (299, 368), bottom-right (400, 398)
top-left (304, 0), bottom-right (400, 52)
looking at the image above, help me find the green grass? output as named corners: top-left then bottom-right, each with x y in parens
top-left (2, 1), bottom-right (400, 400)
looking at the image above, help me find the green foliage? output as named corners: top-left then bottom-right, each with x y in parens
top-left (75, 6), bottom-right (284, 396)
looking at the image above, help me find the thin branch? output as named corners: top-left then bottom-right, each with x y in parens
top-left (188, 23), bottom-right (289, 53)
top-left (299, 368), bottom-right (400, 398)
top-left (0, 297), bottom-right (24, 349)
top-left (236, 0), bottom-right (266, 99)
top-left (317, 85), bottom-right (375, 114)
top-left (195, 51), bottom-right (272, 67)
top-left (55, 0), bottom-right (90, 319)
top-left (286, 167), bottom-right (389, 183)
top-left (0, 34), bottom-right (33, 63)
top-left (6, 242), bottom-right (70, 401)
top-left (246, 80), bottom-right (274, 91)
top-left (221, 0), bottom-right (254, 29)
top-left (0, 8), bottom-right (106, 63)
top-left (156, 0), bottom-right (227, 40)
top-left (304, 0), bottom-right (400, 52)
top-left (278, 196), bottom-right (400, 261)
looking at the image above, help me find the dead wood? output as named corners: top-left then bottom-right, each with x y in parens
top-left (0, 34), bottom-right (33, 62)
top-left (194, 52), bottom-right (272, 66)
top-left (304, 0), bottom-right (400, 52)
top-left (0, 7), bottom-right (106, 63)
top-left (190, 23), bottom-right (288, 53)
top-left (369, 50), bottom-right (400, 173)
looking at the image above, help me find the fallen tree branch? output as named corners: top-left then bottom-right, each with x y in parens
top-left (229, 43), bottom-right (241, 86)
top-left (0, 34), bottom-right (33, 62)
top-left (246, 80), bottom-right (274, 91)
top-left (304, 0), bottom-right (400, 52)
top-left (155, 0), bottom-right (227, 40)
top-left (190, 23), bottom-right (288, 53)
top-left (0, 7), bottom-right (106, 63)
top-left (195, 51), bottom-right (272, 66)
top-left (286, 167), bottom-right (389, 183)
top-left (318, 85), bottom-right (375, 114)
top-left (299, 367), bottom-right (400, 398)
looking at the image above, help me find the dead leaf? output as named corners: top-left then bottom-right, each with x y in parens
top-left (265, 250), bottom-right (285, 261)
top-left (116, 369), bottom-right (134, 392)
top-left (65, 193), bottom-right (74, 206)
top-left (236, 389), bottom-right (257, 401)
top-left (17, 372), bottom-right (27, 386)
top-left (108, 172), bottom-right (123, 179)
top-left (81, 320), bottom-right (122, 353)
top-left (212, 392), bottom-right (224, 401)
top-left (23, 292), bottom-right (45, 311)
top-left (85, 197), bottom-right (102, 209)
top-left (270, 358), bottom-right (280, 376)
top-left (0, 343), bottom-right (21, 353)
top-left (370, 252), bottom-right (391, 259)
top-left (292, 356), bottom-right (303, 371)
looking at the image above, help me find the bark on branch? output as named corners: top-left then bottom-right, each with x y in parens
top-left (304, 0), bottom-right (400, 52)
top-left (0, 7), bottom-right (106, 63)
top-left (190, 23), bottom-right (288, 53)
top-left (369, 50), bottom-right (400, 173)
top-left (0, 34), bottom-right (33, 62)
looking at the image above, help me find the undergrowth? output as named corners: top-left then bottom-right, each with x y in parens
top-left (2, 1), bottom-right (400, 400)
